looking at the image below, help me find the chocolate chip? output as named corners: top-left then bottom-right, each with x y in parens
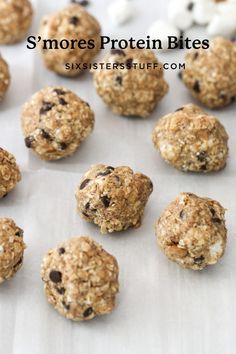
top-left (194, 255), bottom-right (204, 264)
top-left (110, 49), bottom-right (125, 56)
top-left (179, 210), bottom-right (186, 220)
top-left (175, 107), bottom-right (184, 112)
top-left (83, 307), bottom-right (93, 317)
top-left (85, 202), bottom-right (90, 210)
top-left (196, 151), bottom-right (207, 162)
top-left (200, 164), bottom-right (207, 171)
top-left (41, 129), bottom-right (52, 140)
top-left (82, 212), bottom-right (89, 217)
top-left (58, 142), bottom-right (68, 150)
top-left (186, 193), bottom-right (195, 197)
top-left (187, 2), bottom-right (194, 11)
top-left (212, 217), bottom-right (221, 224)
top-left (49, 270), bottom-right (62, 283)
top-left (193, 80), bottom-right (201, 93)
top-left (101, 195), bottom-right (110, 208)
top-left (125, 58), bottom-right (133, 69)
top-left (178, 71), bottom-right (183, 80)
top-left (80, 178), bottom-right (90, 190)
top-left (25, 136), bottom-right (34, 148)
top-left (14, 258), bottom-right (23, 268)
top-left (114, 175), bottom-right (120, 182)
top-left (15, 228), bottom-right (23, 237)
top-left (59, 97), bottom-right (68, 106)
top-left (56, 287), bottom-right (65, 295)
top-left (149, 180), bottom-right (153, 191)
top-left (210, 207), bottom-right (216, 216)
top-left (58, 247), bottom-right (65, 255)
top-left (219, 91), bottom-right (226, 100)
top-left (2, 193), bottom-right (8, 198)
top-left (71, 0), bottom-right (89, 5)
top-left (54, 88), bottom-right (66, 95)
top-left (96, 166), bottom-right (114, 177)
top-left (83, 202), bottom-right (97, 217)
top-left (69, 16), bottom-right (80, 26)
top-left (116, 76), bottom-right (123, 85)
top-left (80, 0), bottom-right (89, 5)
top-left (84, 202), bottom-right (96, 213)
top-left (193, 52), bottom-right (199, 60)
top-left (62, 301), bottom-right (70, 310)
top-left (231, 96), bottom-right (235, 103)
top-left (40, 101), bottom-right (55, 115)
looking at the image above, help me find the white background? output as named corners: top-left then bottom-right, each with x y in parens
top-left (0, 1), bottom-right (236, 353)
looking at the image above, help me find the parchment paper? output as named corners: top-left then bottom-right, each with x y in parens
top-left (0, 1), bottom-right (236, 353)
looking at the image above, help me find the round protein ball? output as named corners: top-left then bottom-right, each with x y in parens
top-left (92, 48), bottom-right (169, 118)
top-left (39, 4), bottom-right (101, 76)
top-left (0, 147), bottom-right (21, 198)
top-left (0, 218), bottom-right (26, 283)
top-left (75, 164), bottom-right (153, 234)
top-left (152, 104), bottom-right (228, 173)
top-left (41, 236), bottom-right (119, 321)
top-left (21, 86), bottom-right (94, 161)
top-left (182, 37), bottom-right (236, 108)
top-left (0, 54), bottom-right (10, 101)
top-left (0, 0), bottom-right (33, 44)
top-left (155, 192), bottom-right (227, 270)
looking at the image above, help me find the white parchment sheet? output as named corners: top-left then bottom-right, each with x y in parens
top-left (0, 1), bottom-right (236, 354)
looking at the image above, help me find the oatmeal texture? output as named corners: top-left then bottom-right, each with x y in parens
top-left (21, 86), bottom-right (94, 161)
top-left (75, 164), bottom-right (153, 234)
top-left (0, 218), bottom-right (26, 283)
top-left (92, 48), bottom-right (169, 117)
top-left (41, 236), bottom-right (119, 321)
top-left (39, 4), bottom-right (101, 76)
top-left (152, 104), bottom-right (228, 172)
top-left (0, 54), bottom-right (10, 100)
top-left (0, 148), bottom-right (21, 198)
top-left (182, 37), bottom-right (236, 108)
top-left (155, 192), bottom-right (227, 270)
top-left (0, 0), bottom-right (33, 44)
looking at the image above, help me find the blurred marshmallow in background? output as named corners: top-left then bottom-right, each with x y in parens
top-left (192, 0), bottom-right (217, 25)
top-left (147, 20), bottom-right (180, 50)
top-left (166, 0), bottom-right (236, 37)
top-left (106, 0), bottom-right (236, 43)
top-left (207, 1), bottom-right (236, 36)
top-left (107, 0), bottom-right (136, 25)
top-left (167, 0), bottom-right (195, 30)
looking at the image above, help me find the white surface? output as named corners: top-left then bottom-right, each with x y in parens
top-left (0, 1), bottom-right (236, 354)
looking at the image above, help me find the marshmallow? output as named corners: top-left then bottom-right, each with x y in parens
top-left (107, 0), bottom-right (135, 26)
top-left (192, 0), bottom-right (217, 25)
top-left (167, 0), bottom-right (236, 36)
top-left (207, 13), bottom-right (236, 36)
top-left (147, 20), bottom-right (180, 50)
top-left (217, 2), bottom-right (236, 13)
top-left (207, 1), bottom-right (236, 36)
top-left (168, 0), bottom-right (194, 31)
